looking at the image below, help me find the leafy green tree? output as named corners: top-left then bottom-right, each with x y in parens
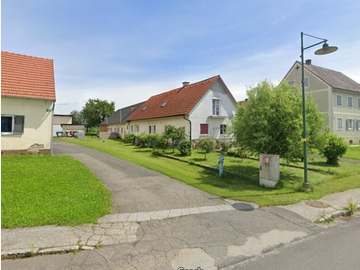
top-left (81, 99), bottom-right (115, 129)
top-left (233, 81), bottom-right (325, 161)
top-left (164, 125), bottom-right (186, 152)
top-left (197, 139), bottom-right (215, 160)
top-left (70, 110), bottom-right (84, 125)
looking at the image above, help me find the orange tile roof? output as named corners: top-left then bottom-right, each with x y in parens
top-left (128, 75), bottom-right (233, 121)
top-left (1, 51), bottom-right (56, 100)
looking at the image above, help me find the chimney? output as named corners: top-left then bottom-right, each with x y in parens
top-left (182, 81), bottom-right (190, 87)
top-left (305, 59), bottom-right (312, 65)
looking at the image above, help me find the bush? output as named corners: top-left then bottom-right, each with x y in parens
top-left (134, 133), bottom-right (148, 148)
top-left (320, 133), bottom-right (347, 165)
top-left (197, 139), bottom-right (215, 159)
top-left (226, 146), bottom-right (249, 158)
top-left (123, 134), bottom-right (136, 144)
top-left (146, 134), bottom-right (162, 148)
top-left (178, 140), bottom-right (192, 156)
top-left (217, 141), bottom-right (231, 152)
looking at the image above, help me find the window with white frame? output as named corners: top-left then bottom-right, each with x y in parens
top-left (134, 125), bottom-right (139, 133)
top-left (345, 119), bottom-right (353, 131)
top-left (212, 99), bottom-right (220, 116)
top-left (358, 98), bottom-right (360, 108)
top-left (337, 118), bottom-right (343, 130)
top-left (336, 95), bottom-right (342, 106)
top-left (220, 124), bottom-right (227, 135)
top-left (304, 77), bottom-right (309, 88)
top-left (148, 125), bottom-right (156, 134)
top-left (348, 96), bottom-right (353, 107)
top-left (356, 120), bottom-right (360, 131)
top-left (1, 115), bottom-right (25, 134)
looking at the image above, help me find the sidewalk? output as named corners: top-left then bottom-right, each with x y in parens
top-left (2, 189), bottom-right (359, 260)
top-left (280, 188), bottom-right (360, 222)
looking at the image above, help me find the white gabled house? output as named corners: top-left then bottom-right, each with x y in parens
top-left (103, 75), bottom-right (238, 141)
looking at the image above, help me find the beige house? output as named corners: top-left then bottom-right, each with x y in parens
top-left (102, 75), bottom-right (237, 141)
top-left (283, 60), bottom-right (360, 144)
top-left (1, 51), bottom-right (56, 153)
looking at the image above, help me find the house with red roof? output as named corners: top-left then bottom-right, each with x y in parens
top-left (103, 75), bottom-right (237, 140)
top-left (1, 51), bottom-right (56, 153)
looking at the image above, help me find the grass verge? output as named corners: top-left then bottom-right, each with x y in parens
top-left (59, 137), bottom-right (360, 207)
top-left (2, 155), bottom-right (111, 228)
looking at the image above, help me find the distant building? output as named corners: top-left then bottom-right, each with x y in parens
top-left (102, 75), bottom-right (237, 141)
top-left (1, 51), bottom-right (56, 153)
top-left (283, 60), bottom-right (360, 144)
top-left (52, 114), bottom-right (72, 136)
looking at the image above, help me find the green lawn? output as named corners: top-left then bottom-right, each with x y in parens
top-left (344, 145), bottom-right (360, 160)
top-left (2, 155), bottom-right (111, 228)
top-left (60, 137), bottom-right (360, 207)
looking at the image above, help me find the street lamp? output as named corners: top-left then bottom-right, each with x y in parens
top-left (300, 32), bottom-right (337, 190)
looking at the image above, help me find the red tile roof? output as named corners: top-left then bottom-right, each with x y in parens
top-left (128, 75), bottom-right (233, 121)
top-left (1, 51), bottom-right (56, 100)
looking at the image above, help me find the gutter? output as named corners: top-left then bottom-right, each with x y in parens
top-left (184, 115), bottom-right (192, 141)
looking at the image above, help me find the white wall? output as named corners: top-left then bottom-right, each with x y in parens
top-left (1, 96), bottom-right (53, 151)
top-left (189, 80), bottom-right (237, 140)
top-left (130, 116), bottom-right (189, 136)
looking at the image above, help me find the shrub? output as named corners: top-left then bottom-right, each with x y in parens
top-left (197, 138), bottom-right (215, 159)
top-left (226, 146), bottom-right (249, 158)
top-left (134, 133), bottom-right (148, 148)
top-left (319, 133), bottom-right (347, 165)
top-left (158, 135), bottom-right (170, 150)
top-left (164, 125), bottom-right (186, 151)
top-left (123, 134), bottom-right (136, 144)
top-left (217, 141), bottom-right (231, 152)
top-left (146, 134), bottom-right (162, 148)
top-left (178, 140), bottom-right (192, 156)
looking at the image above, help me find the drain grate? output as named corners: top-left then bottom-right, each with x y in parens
top-left (232, 203), bottom-right (255, 211)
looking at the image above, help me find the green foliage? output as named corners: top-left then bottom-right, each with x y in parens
top-left (70, 110), bottom-right (84, 125)
top-left (164, 125), bottom-right (186, 148)
top-left (123, 134), bottom-right (136, 144)
top-left (197, 138), bottom-right (215, 159)
top-left (81, 99), bottom-right (115, 129)
top-left (344, 200), bottom-right (358, 216)
top-left (134, 133), bottom-right (148, 148)
top-left (320, 133), bottom-right (347, 165)
top-left (146, 134), bottom-right (162, 148)
top-left (233, 81), bottom-right (325, 160)
top-left (226, 146), bottom-right (250, 158)
top-left (178, 140), bottom-right (192, 156)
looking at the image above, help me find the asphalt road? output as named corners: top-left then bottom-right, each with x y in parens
top-left (235, 216), bottom-right (360, 270)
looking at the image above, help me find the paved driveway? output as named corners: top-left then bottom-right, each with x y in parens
top-left (53, 142), bottom-right (224, 213)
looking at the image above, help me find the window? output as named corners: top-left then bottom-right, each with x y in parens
top-left (220, 124), bottom-right (227, 134)
top-left (358, 98), bottom-right (360, 108)
top-left (1, 115), bottom-right (24, 134)
top-left (134, 125), bottom-right (139, 133)
top-left (200, 124), bottom-right (208, 135)
top-left (148, 125), bottom-right (156, 134)
top-left (304, 77), bottom-right (309, 88)
top-left (337, 118), bottom-right (343, 130)
top-left (356, 120), bottom-right (360, 131)
top-left (346, 119), bottom-right (353, 131)
top-left (212, 99), bottom-right (220, 116)
top-left (336, 95), bottom-right (342, 106)
top-left (348, 96), bottom-right (353, 107)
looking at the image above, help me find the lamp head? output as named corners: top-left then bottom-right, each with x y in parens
top-left (314, 43), bottom-right (338, 55)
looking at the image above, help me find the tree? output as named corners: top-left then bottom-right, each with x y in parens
top-left (197, 138), bottom-right (215, 160)
top-left (81, 99), bottom-right (115, 129)
top-left (164, 125), bottom-right (186, 152)
top-left (70, 110), bottom-right (83, 125)
top-left (232, 81), bottom-right (325, 161)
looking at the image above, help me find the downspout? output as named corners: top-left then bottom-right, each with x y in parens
top-left (50, 101), bottom-right (55, 155)
top-left (184, 114), bottom-right (192, 141)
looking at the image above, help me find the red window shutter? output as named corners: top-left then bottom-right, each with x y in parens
top-left (200, 124), bottom-right (208, 134)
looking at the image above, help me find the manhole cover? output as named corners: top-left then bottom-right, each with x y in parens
top-left (305, 200), bottom-right (330, 208)
top-left (232, 203), bottom-right (255, 211)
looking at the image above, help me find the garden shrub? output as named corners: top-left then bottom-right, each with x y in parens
top-left (226, 146), bottom-right (250, 158)
top-left (178, 140), bottom-right (192, 156)
top-left (197, 138), bottom-right (215, 159)
top-left (146, 134), bottom-right (162, 148)
top-left (123, 134), bottom-right (136, 144)
top-left (134, 133), bottom-right (148, 148)
top-left (320, 133), bottom-right (347, 165)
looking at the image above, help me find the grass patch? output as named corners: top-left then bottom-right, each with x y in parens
top-left (2, 155), bottom-right (111, 228)
top-left (59, 137), bottom-right (360, 207)
top-left (344, 145), bottom-right (360, 160)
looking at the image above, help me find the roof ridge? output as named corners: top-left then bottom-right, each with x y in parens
top-left (149, 75), bottom-right (220, 99)
top-left (2, 51), bottom-right (53, 61)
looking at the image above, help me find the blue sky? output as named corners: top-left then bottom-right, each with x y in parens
top-left (2, 0), bottom-right (360, 113)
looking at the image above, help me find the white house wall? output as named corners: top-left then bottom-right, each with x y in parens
top-left (1, 96), bottom-right (53, 151)
top-left (189, 80), bottom-right (237, 140)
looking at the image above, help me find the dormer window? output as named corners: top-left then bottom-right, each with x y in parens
top-left (160, 101), bottom-right (167, 107)
top-left (142, 106), bottom-right (147, 111)
top-left (212, 99), bottom-right (220, 116)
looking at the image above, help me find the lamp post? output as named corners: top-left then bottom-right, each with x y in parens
top-left (300, 32), bottom-right (337, 190)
